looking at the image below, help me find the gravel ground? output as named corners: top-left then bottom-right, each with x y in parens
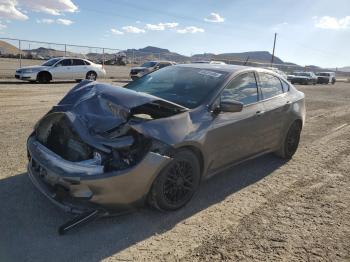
top-left (0, 80), bottom-right (349, 261)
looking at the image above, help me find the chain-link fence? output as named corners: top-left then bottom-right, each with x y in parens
top-left (0, 37), bottom-right (133, 78)
top-left (0, 37), bottom-right (337, 80)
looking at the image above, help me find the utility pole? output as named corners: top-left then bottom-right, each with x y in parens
top-left (270, 33), bottom-right (277, 67)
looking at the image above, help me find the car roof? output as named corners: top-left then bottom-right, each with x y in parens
top-left (175, 63), bottom-right (257, 73)
top-left (51, 57), bottom-right (90, 61)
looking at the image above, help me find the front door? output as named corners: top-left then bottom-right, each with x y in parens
top-left (206, 71), bottom-right (268, 172)
top-left (50, 59), bottom-right (73, 79)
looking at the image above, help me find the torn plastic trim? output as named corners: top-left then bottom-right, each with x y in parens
top-left (28, 137), bottom-right (104, 176)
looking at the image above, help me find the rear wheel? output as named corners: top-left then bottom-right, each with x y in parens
top-left (275, 121), bottom-right (302, 159)
top-left (148, 149), bottom-right (201, 211)
top-left (86, 71), bottom-right (97, 81)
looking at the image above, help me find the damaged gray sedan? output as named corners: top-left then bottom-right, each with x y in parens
top-left (27, 64), bottom-right (305, 232)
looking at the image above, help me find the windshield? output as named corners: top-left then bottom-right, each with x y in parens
top-left (125, 66), bottom-right (229, 108)
top-left (42, 58), bottom-right (61, 66)
top-left (141, 61), bottom-right (157, 68)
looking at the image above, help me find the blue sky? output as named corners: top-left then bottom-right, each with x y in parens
top-left (0, 0), bottom-right (349, 67)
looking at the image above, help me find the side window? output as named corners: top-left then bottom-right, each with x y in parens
top-left (221, 72), bottom-right (259, 105)
top-left (57, 59), bottom-right (72, 67)
top-left (84, 60), bottom-right (91, 65)
top-left (259, 73), bottom-right (283, 99)
top-left (72, 59), bottom-right (85, 66)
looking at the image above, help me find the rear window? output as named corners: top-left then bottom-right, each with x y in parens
top-left (72, 59), bottom-right (85, 66)
top-left (259, 73), bottom-right (284, 99)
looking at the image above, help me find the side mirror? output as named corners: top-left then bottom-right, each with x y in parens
top-left (220, 100), bottom-right (243, 113)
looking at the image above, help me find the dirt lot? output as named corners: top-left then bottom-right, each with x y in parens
top-left (0, 80), bottom-right (349, 261)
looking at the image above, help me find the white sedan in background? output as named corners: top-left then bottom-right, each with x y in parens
top-left (15, 57), bottom-right (106, 83)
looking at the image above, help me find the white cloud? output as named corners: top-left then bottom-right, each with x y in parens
top-left (314, 16), bottom-right (350, 30)
top-left (176, 26), bottom-right (204, 34)
top-left (271, 22), bottom-right (288, 31)
top-left (36, 18), bottom-right (73, 25)
top-left (0, 0), bottom-right (28, 20)
top-left (110, 28), bottom-right (124, 35)
top-left (145, 23), bottom-right (165, 31)
top-left (21, 0), bottom-right (78, 15)
top-left (0, 0), bottom-right (77, 22)
top-left (122, 25), bottom-right (145, 33)
top-left (56, 18), bottom-right (73, 25)
top-left (204, 12), bottom-right (224, 23)
top-left (36, 18), bottom-right (54, 24)
top-left (145, 22), bottom-right (179, 31)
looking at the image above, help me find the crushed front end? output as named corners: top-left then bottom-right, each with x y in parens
top-left (26, 81), bottom-right (189, 214)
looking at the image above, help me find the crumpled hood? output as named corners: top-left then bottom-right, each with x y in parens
top-left (39, 80), bottom-right (192, 152)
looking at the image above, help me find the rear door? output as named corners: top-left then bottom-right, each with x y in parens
top-left (257, 72), bottom-right (290, 150)
top-left (206, 71), bottom-right (268, 171)
top-left (72, 59), bottom-right (88, 79)
top-left (50, 59), bottom-right (73, 79)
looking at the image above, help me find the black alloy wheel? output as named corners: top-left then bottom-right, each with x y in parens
top-left (276, 121), bottom-right (302, 159)
top-left (148, 150), bottom-right (200, 211)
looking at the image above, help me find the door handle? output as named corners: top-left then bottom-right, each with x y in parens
top-left (256, 110), bottom-right (265, 116)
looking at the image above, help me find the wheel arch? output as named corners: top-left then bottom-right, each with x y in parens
top-left (175, 145), bottom-right (205, 179)
top-left (37, 71), bottom-right (52, 80)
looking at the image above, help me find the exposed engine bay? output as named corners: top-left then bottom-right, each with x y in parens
top-left (32, 81), bottom-right (188, 174)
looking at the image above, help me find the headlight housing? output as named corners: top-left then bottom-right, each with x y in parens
top-left (22, 68), bottom-right (40, 73)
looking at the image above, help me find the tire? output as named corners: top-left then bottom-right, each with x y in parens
top-left (86, 71), bottom-right (97, 81)
top-left (275, 121), bottom-right (302, 159)
top-left (37, 71), bottom-right (51, 84)
top-left (148, 149), bottom-right (201, 211)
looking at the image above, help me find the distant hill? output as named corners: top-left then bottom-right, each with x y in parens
top-left (192, 51), bottom-right (284, 64)
top-left (23, 47), bottom-right (79, 58)
top-left (0, 40), bottom-right (21, 55)
top-left (328, 66), bottom-right (350, 73)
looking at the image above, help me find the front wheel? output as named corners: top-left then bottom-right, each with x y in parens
top-left (275, 121), bottom-right (302, 159)
top-left (86, 71), bottom-right (97, 81)
top-left (148, 150), bottom-right (201, 211)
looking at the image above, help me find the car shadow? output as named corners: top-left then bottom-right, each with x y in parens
top-left (0, 154), bottom-right (286, 262)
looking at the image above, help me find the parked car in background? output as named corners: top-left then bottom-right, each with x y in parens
top-left (209, 61), bottom-right (226, 65)
top-left (27, 64), bottom-right (305, 223)
top-left (290, 72), bottom-right (317, 85)
top-left (129, 60), bottom-right (176, 80)
top-left (316, 72), bottom-right (336, 84)
top-left (15, 57), bottom-right (106, 83)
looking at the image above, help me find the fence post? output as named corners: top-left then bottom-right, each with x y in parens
top-left (102, 48), bottom-right (105, 68)
top-left (19, 40), bottom-right (22, 68)
top-left (64, 44), bottom-right (67, 57)
top-left (132, 50), bottom-right (135, 64)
